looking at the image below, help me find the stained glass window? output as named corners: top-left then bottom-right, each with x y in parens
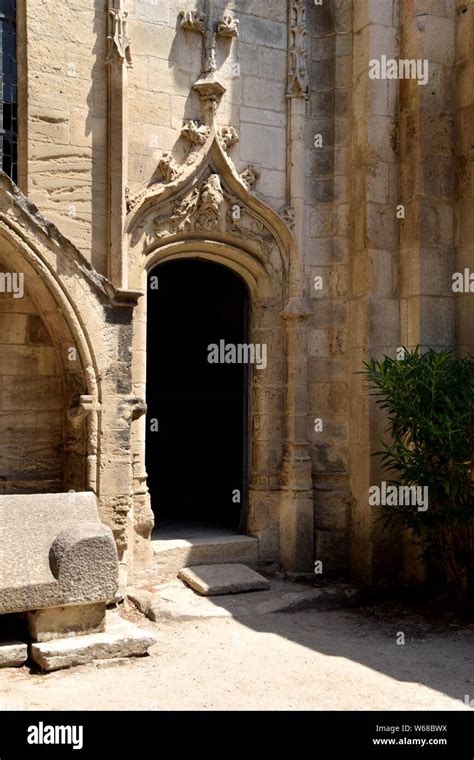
top-left (0, 1), bottom-right (17, 183)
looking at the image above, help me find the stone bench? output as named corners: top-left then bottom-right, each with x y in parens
top-left (0, 492), bottom-right (118, 641)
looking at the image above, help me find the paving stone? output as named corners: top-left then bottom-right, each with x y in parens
top-left (30, 613), bottom-right (157, 672)
top-left (0, 641), bottom-right (28, 668)
top-left (178, 564), bottom-right (270, 596)
top-left (128, 579), bottom-right (355, 622)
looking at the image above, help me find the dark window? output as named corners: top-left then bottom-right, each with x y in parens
top-left (0, 1), bottom-right (17, 183)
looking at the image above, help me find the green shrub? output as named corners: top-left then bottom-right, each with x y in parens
top-left (363, 347), bottom-right (474, 596)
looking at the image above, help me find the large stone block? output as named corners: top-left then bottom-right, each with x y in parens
top-left (0, 492), bottom-right (118, 616)
top-left (27, 603), bottom-right (106, 643)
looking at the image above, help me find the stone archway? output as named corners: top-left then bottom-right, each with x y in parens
top-left (126, 128), bottom-right (314, 572)
top-left (0, 177), bottom-right (103, 497)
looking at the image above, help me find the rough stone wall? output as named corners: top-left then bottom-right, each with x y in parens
top-left (305, 1), bottom-right (353, 573)
top-left (126, 0), bottom-right (288, 206)
top-left (348, 0), bottom-right (402, 582)
top-left (0, 267), bottom-right (64, 493)
top-left (455, 0), bottom-right (474, 357)
top-left (22, 0), bottom-right (108, 273)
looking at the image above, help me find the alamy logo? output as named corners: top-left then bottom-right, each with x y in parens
top-left (0, 271), bottom-right (24, 299)
top-left (207, 340), bottom-right (267, 370)
top-left (369, 55), bottom-right (429, 85)
top-left (452, 269), bottom-right (474, 293)
top-left (369, 482), bottom-right (429, 511)
top-left (27, 722), bottom-right (83, 750)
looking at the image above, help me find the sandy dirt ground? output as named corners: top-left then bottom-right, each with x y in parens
top-left (0, 600), bottom-right (473, 711)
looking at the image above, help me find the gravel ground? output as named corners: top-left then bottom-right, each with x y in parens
top-left (0, 599), bottom-right (472, 711)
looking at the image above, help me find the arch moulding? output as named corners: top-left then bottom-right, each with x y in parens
top-left (126, 127), bottom-right (314, 571)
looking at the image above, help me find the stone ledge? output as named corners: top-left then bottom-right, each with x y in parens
top-left (0, 641), bottom-right (28, 668)
top-left (30, 612), bottom-right (157, 673)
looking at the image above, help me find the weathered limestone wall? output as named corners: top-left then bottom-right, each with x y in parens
top-left (0, 175), bottom-right (145, 586)
top-left (13, 0), bottom-right (474, 583)
top-left (126, 0), bottom-right (288, 207)
top-left (0, 267), bottom-right (64, 493)
top-left (348, 0), bottom-right (402, 582)
top-left (455, 0), bottom-right (474, 356)
top-left (305, 1), bottom-right (353, 573)
top-left (398, 0), bottom-right (456, 352)
top-left (22, 0), bottom-right (108, 273)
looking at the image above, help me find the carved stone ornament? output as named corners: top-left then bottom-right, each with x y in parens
top-left (217, 15), bottom-right (240, 38)
top-left (179, 9), bottom-right (205, 32)
top-left (181, 120), bottom-right (211, 145)
top-left (195, 174), bottom-right (224, 230)
top-left (179, 7), bottom-right (240, 124)
top-left (280, 205), bottom-right (296, 230)
top-left (108, 1), bottom-right (132, 64)
top-left (217, 126), bottom-right (240, 151)
top-left (159, 152), bottom-right (183, 183)
top-left (148, 173), bottom-right (224, 242)
top-left (287, 1), bottom-right (309, 98)
top-left (240, 165), bottom-right (261, 191)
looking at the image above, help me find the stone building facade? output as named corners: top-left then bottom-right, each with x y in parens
top-left (0, 0), bottom-right (473, 589)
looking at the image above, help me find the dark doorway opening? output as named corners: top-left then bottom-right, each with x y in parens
top-left (146, 259), bottom-right (250, 533)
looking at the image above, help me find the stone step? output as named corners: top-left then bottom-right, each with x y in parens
top-left (151, 533), bottom-right (259, 577)
top-left (179, 564), bottom-right (270, 596)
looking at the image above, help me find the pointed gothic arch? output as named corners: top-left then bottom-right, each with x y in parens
top-left (126, 129), bottom-right (314, 568)
top-left (0, 173), bottom-right (102, 493)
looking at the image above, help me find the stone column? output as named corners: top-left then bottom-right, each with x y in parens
top-left (398, 0), bottom-right (456, 353)
top-left (278, 1), bottom-right (314, 571)
top-left (280, 304), bottom-right (314, 572)
top-left (349, 0), bottom-right (401, 583)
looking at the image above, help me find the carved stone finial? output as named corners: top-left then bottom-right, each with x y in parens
top-left (179, 7), bottom-right (239, 125)
top-left (217, 126), bottom-right (240, 151)
top-left (181, 120), bottom-right (211, 145)
top-left (240, 165), bottom-right (261, 191)
top-left (107, 1), bottom-right (132, 65)
top-left (217, 16), bottom-right (240, 38)
top-left (159, 152), bottom-right (182, 183)
top-left (179, 9), bottom-right (206, 32)
top-left (287, 1), bottom-right (309, 99)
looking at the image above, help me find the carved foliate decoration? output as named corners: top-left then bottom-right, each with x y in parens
top-left (217, 16), bottom-right (240, 37)
top-left (179, 9), bottom-right (205, 32)
top-left (240, 165), bottom-right (261, 191)
top-left (139, 166), bottom-right (277, 267)
top-left (217, 126), bottom-right (240, 151)
top-left (287, 1), bottom-right (309, 98)
top-left (280, 205), bottom-right (296, 230)
top-left (147, 173), bottom-right (224, 242)
top-left (159, 152), bottom-right (183, 183)
top-left (107, 0), bottom-right (132, 65)
top-left (226, 199), bottom-right (275, 258)
top-left (181, 120), bottom-right (211, 145)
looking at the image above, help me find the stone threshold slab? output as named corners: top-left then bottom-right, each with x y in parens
top-left (30, 612), bottom-right (157, 672)
top-left (0, 641), bottom-right (28, 668)
top-left (179, 563), bottom-right (270, 596)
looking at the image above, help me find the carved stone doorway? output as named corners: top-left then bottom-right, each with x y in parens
top-left (146, 258), bottom-right (250, 534)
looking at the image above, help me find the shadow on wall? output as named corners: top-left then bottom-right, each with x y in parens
top-left (86, 1), bottom-right (109, 274)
